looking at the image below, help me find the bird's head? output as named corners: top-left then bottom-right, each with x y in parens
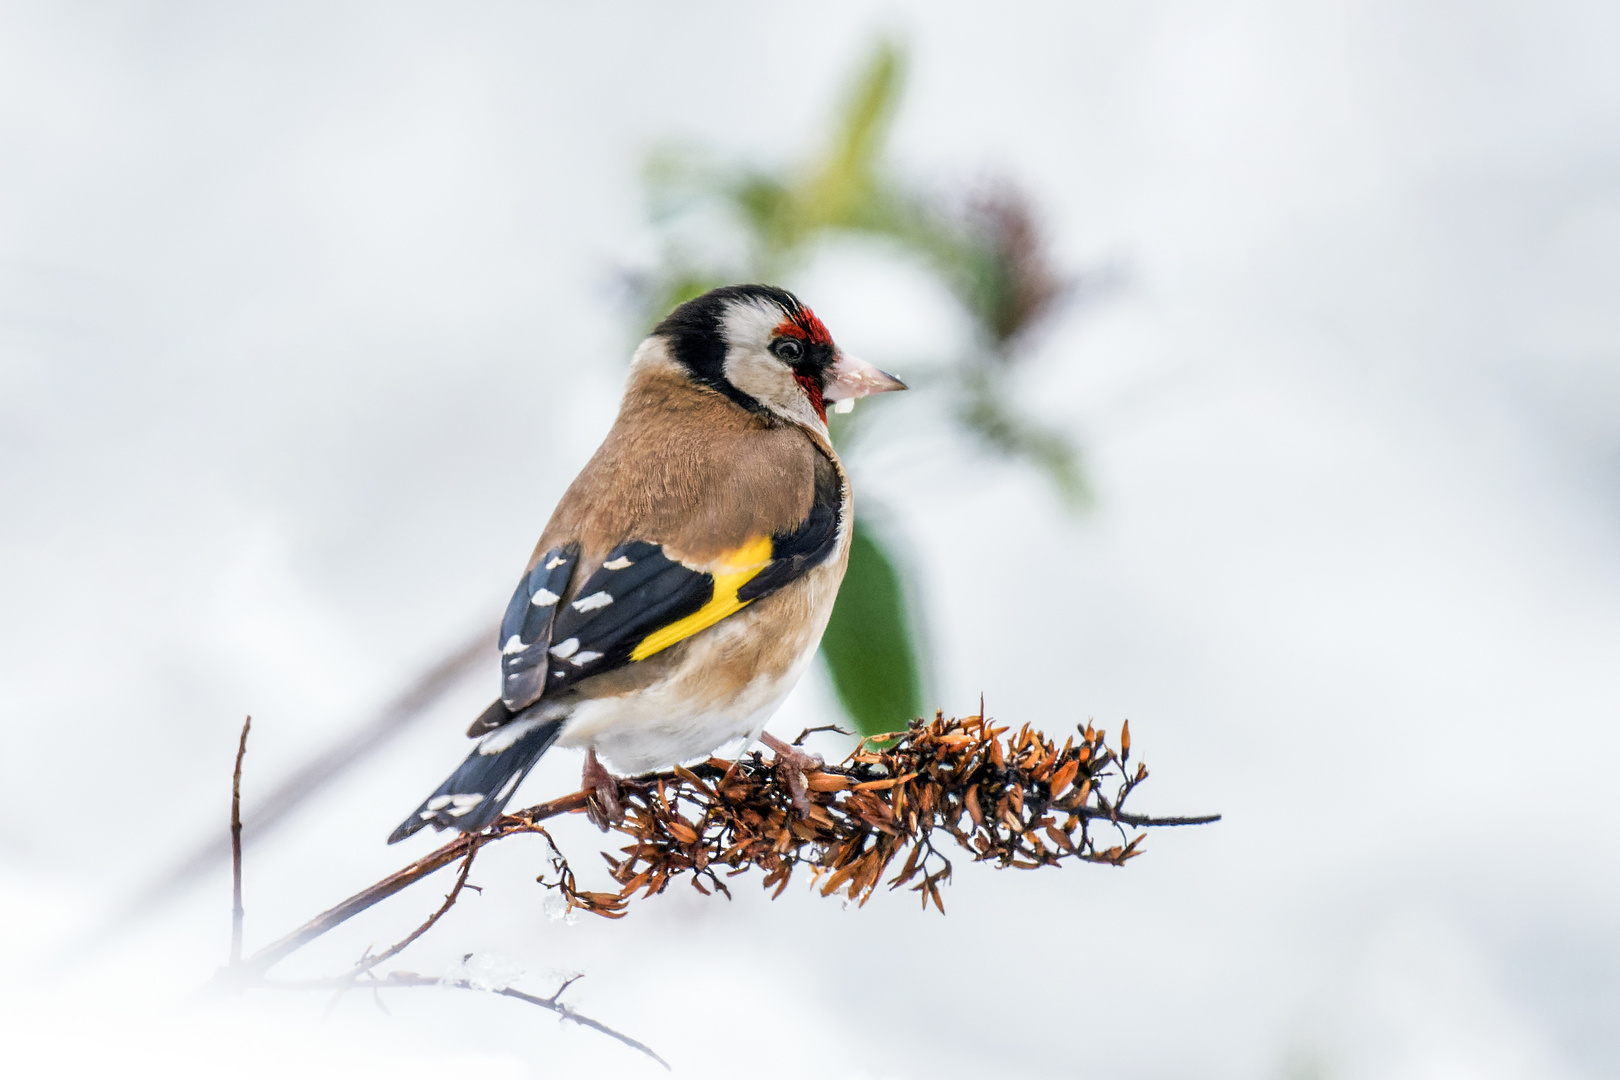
top-left (647, 284), bottom-right (906, 430)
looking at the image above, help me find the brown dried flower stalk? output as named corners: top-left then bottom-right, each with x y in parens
top-left (532, 709), bottom-right (1214, 919)
top-left (215, 711), bottom-right (1215, 1068)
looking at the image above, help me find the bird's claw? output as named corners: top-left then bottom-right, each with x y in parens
top-left (582, 748), bottom-right (624, 831)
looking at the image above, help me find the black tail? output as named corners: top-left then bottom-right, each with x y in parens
top-left (388, 713), bottom-right (565, 844)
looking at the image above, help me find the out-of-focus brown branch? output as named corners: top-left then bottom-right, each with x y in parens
top-left (78, 629), bottom-right (489, 958)
top-left (230, 715), bottom-right (251, 966)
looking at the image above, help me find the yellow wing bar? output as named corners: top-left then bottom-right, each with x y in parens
top-left (629, 535), bottom-right (774, 661)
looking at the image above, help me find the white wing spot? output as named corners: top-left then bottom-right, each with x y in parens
top-left (603, 556), bottom-right (634, 570)
top-left (570, 650), bottom-right (603, 666)
top-left (549, 637), bottom-right (579, 659)
top-left (529, 588), bottom-right (559, 607)
top-left (545, 555), bottom-right (567, 570)
top-left (496, 773), bottom-right (522, 802)
top-left (426, 795), bottom-right (453, 811)
top-left (571, 591), bottom-right (613, 613)
top-left (501, 635), bottom-right (528, 654)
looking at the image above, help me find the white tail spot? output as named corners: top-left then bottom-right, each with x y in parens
top-left (446, 793), bottom-right (485, 817)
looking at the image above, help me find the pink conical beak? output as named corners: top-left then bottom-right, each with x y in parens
top-left (824, 351), bottom-right (907, 413)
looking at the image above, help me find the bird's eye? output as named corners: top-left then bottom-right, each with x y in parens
top-left (771, 338), bottom-right (804, 362)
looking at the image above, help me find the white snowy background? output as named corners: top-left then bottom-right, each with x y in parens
top-left (3, 3), bottom-right (1619, 1078)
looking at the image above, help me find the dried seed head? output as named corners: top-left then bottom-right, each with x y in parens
top-left (521, 712), bottom-right (1186, 918)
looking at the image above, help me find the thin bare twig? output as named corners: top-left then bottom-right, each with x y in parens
top-left (353, 837), bottom-right (481, 979)
top-left (221, 789), bottom-right (590, 985)
top-left (229, 715), bottom-right (251, 966)
top-left (261, 972), bottom-right (670, 1070)
top-left (792, 723), bottom-right (853, 745)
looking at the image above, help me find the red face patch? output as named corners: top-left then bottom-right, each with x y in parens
top-left (772, 305), bottom-right (833, 346)
top-left (793, 372), bottom-right (827, 424)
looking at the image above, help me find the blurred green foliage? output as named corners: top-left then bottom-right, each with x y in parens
top-left (632, 42), bottom-right (1087, 734)
top-left (819, 519), bottom-right (924, 737)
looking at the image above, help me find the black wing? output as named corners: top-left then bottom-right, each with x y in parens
top-left (495, 456), bottom-right (844, 708)
top-left (498, 544), bottom-right (578, 711)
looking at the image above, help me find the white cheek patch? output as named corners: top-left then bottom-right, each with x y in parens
top-left (719, 296), bottom-right (829, 430)
top-left (723, 349), bottom-right (799, 408)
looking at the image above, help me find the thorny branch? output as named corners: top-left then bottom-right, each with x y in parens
top-left (212, 710), bottom-right (1217, 1070)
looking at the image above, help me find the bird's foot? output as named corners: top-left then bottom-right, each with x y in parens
top-left (582, 748), bottom-right (625, 832)
top-left (759, 731), bottom-right (823, 817)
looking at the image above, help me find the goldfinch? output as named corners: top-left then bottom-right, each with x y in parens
top-left (389, 285), bottom-right (905, 843)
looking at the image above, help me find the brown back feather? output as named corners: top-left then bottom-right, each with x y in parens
top-left (533, 358), bottom-right (830, 579)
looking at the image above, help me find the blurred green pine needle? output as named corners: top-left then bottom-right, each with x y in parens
top-left (631, 40), bottom-right (1094, 734)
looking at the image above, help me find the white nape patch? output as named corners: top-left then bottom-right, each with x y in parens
top-left (446, 793), bottom-right (485, 817)
top-left (833, 397), bottom-right (855, 414)
top-left (603, 555), bottom-right (634, 570)
top-left (426, 795), bottom-right (453, 811)
top-left (570, 650), bottom-right (603, 666)
top-left (496, 772), bottom-right (522, 802)
top-left (549, 637), bottom-right (579, 659)
top-left (479, 715), bottom-right (547, 754)
top-left (501, 635), bottom-right (528, 654)
top-left (545, 554), bottom-right (567, 570)
top-left (571, 591), bottom-right (613, 613)
top-left (529, 588), bottom-right (559, 607)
